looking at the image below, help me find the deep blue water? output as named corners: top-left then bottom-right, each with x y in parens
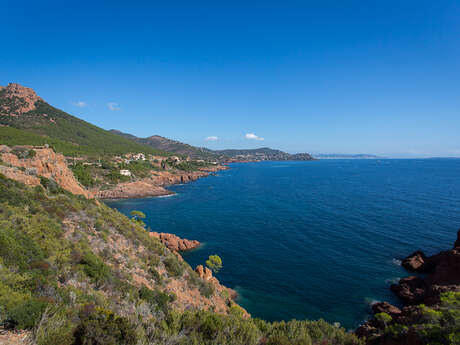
top-left (106, 159), bottom-right (460, 329)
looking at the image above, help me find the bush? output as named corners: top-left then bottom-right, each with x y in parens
top-left (199, 281), bottom-right (215, 298)
top-left (79, 252), bottom-right (111, 285)
top-left (71, 163), bottom-right (95, 187)
top-left (40, 176), bottom-right (64, 194)
top-left (35, 307), bottom-right (76, 345)
top-left (164, 257), bottom-right (184, 277)
top-left (139, 286), bottom-right (173, 312)
top-left (9, 298), bottom-right (48, 329)
top-left (73, 308), bottom-right (137, 345)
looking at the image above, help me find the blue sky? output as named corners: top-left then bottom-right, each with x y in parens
top-left (1, 1), bottom-right (459, 157)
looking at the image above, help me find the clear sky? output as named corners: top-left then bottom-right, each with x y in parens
top-left (2, 1), bottom-right (459, 157)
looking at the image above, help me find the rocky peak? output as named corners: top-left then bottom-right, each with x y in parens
top-left (0, 82), bottom-right (43, 116)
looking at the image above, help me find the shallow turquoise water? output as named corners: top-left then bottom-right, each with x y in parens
top-left (106, 159), bottom-right (460, 329)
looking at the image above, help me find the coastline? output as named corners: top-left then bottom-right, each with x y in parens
top-left (95, 165), bottom-right (229, 200)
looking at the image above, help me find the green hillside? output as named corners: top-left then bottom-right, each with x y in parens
top-left (0, 89), bottom-right (167, 157)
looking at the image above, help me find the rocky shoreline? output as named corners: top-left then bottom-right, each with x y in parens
top-left (356, 229), bottom-right (460, 344)
top-left (95, 166), bottom-right (229, 199)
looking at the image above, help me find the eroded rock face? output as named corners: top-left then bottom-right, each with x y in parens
top-left (0, 83), bottom-right (43, 116)
top-left (149, 232), bottom-right (200, 252)
top-left (1, 146), bottom-right (91, 198)
top-left (0, 165), bottom-right (41, 186)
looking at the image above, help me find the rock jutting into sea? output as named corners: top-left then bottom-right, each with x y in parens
top-left (149, 231), bottom-right (200, 252)
top-left (356, 228), bottom-right (460, 343)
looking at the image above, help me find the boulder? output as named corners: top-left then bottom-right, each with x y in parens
top-left (391, 276), bottom-right (427, 305)
top-left (402, 251), bottom-right (426, 272)
top-left (371, 302), bottom-right (402, 316)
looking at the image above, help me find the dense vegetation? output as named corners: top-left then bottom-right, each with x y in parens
top-left (0, 174), bottom-right (362, 345)
top-left (0, 96), bottom-right (167, 157)
top-left (377, 292), bottom-right (460, 344)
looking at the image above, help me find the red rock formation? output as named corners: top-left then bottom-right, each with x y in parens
top-left (195, 265), bottom-right (239, 302)
top-left (0, 165), bottom-right (41, 186)
top-left (1, 146), bottom-right (91, 198)
top-left (0, 83), bottom-right (43, 116)
top-left (149, 232), bottom-right (200, 252)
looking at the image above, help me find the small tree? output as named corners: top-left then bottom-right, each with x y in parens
top-left (375, 312), bottom-right (392, 327)
top-left (130, 210), bottom-right (146, 227)
top-left (206, 255), bottom-right (222, 274)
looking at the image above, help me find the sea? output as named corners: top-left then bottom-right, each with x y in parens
top-left (106, 159), bottom-right (460, 329)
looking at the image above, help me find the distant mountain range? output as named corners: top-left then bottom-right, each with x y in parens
top-left (110, 130), bottom-right (315, 162)
top-left (312, 154), bottom-right (382, 159)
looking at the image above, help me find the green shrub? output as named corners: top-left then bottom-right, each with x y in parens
top-left (9, 298), bottom-right (48, 329)
top-left (40, 176), bottom-right (64, 194)
top-left (199, 281), bottom-right (215, 298)
top-left (139, 286), bottom-right (173, 312)
top-left (35, 307), bottom-right (76, 345)
top-left (164, 257), bottom-right (184, 277)
top-left (73, 308), bottom-right (137, 345)
top-left (206, 254), bottom-right (222, 274)
top-left (79, 252), bottom-right (111, 285)
top-left (71, 163), bottom-right (95, 187)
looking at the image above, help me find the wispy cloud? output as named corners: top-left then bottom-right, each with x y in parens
top-left (205, 136), bottom-right (219, 141)
top-left (107, 102), bottom-right (121, 111)
top-left (73, 101), bottom-right (87, 108)
top-left (245, 133), bottom-right (264, 141)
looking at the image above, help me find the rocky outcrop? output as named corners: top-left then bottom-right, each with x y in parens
top-left (0, 146), bottom-right (91, 198)
top-left (356, 229), bottom-right (460, 343)
top-left (0, 83), bottom-right (43, 117)
top-left (96, 170), bottom-right (211, 199)
top-left (0, 165), bottom-right (41, 187)
top-left (195, 265), bottom-right (239, 302)
top-left (390, 230), bottom-right (460, 305)
top-left (149, 232), bottom-right (200, 252)
top-left (371, 302), bottom-right (402, 316)
top-left (199, 165), bottom-right (230, 172)
top-left (401, 251), bottom-right (426, 272)
top-left (96, 180), bottom-right (174, 199)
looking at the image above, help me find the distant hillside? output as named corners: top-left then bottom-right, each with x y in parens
top-left (0, 83), bottom-right (167, 157)
top-left (110, 130), bottom-right (218, 160)
top-left (111, 130), bottom-right (315, 162)
top-left (313, 154), bottom-right (381, 159)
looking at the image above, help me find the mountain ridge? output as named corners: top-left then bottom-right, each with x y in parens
top-left (110, 129), bottom-right (315, 162)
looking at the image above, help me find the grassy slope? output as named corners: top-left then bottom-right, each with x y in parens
top-left (0, 92), bottom-right (167, 157)
top-left (0, 174), bottom-right (361, 345)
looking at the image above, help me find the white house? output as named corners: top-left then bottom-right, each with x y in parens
top-left (120, 169), bottom-right (132, 176)
top-left (132, 153), bottom-right (146, 161)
